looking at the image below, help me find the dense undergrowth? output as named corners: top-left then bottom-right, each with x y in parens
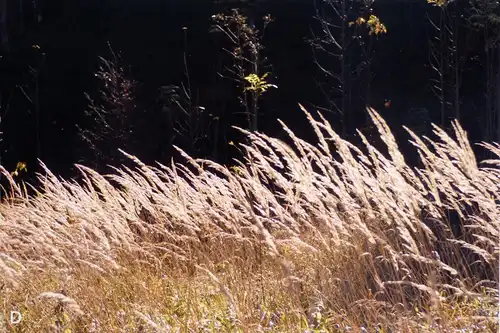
top-left (0, 107), bottom-right (498, 332)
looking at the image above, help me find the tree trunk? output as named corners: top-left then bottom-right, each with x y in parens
top-left (439, 9), bottom-right (446, 127)
top-left (496, 43), bottom-right (500, 143)
top-left (340, 0), bottom-right (348, 137)
top-left (486, 49), bottom-right (492, 143)
top-left (19, 0), bottom-right (23, 35)
top-left (0, 0), bottom-right (8, 52)
top-left (453, 7), bottom-right (460, 122)
top-left (251, 51), bottom-right (259, 132)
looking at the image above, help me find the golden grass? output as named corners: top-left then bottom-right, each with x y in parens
top-left (0, 106), bottom-right (498, 332)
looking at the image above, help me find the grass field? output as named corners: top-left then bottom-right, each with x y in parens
top-left (0, 107), bottom-right (498, 332)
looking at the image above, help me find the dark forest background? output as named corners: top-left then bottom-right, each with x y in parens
top-left (0, 0), bottom-right (499, 183)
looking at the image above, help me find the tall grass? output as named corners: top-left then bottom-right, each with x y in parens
top-left (0, 106), bottom-right (498, 332)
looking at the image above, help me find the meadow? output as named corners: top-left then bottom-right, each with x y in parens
top-left (0, 107), bottom-right (498, 332)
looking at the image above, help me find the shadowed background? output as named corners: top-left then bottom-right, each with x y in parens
top-left (0, 0), bottom-right (489, 181)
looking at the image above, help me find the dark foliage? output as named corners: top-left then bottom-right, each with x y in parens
top-left (0, 0), bottom-right (498, 181)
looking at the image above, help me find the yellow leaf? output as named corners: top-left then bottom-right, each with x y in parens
top-left (243, 73), bottom-right (277, 94)
top-left (428, 0), bottom-right (447, 6)
top-left (17, 162), bottom-right (27, 172)
top-left (229, 165), bottom-right (243, 175)
top-left (367, 15), bottom-right (387, 36)
top-left (11, 162), bottom-right (27, 177)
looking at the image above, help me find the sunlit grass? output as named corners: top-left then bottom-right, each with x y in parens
top-left (0, 107), bottom-right (498, 332)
